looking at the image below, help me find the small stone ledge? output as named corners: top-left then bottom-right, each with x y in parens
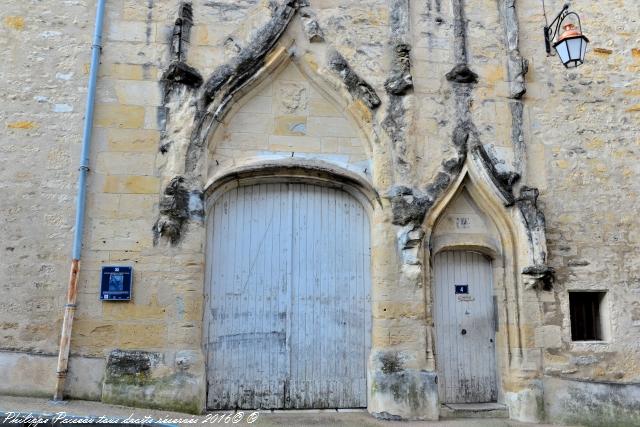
top-left (445, 63), bottom-right (478, 84)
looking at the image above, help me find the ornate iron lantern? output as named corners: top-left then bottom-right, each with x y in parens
top-left (543, 3), bottom-right (589, 68)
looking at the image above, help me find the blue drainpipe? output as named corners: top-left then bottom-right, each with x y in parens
top-left (53, 0), bottom-right (107, 401)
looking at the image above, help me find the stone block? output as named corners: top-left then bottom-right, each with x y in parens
top-left (107, 21), bottom-right (155, 43)
top-left (71, 319), bottom-right (119, 350)
top-left (0, 351), bottom-right (104, 400)
top-left (103, 175), bottom-right (160, 194)
top-left (96, 152), bottom-right (156, 176)
top-left (268, 135), bottom-right (321, 153)
top-left (89, 218), bottom-right (153, 251)
top-left (274, 115), bottom-right (307, 136)
top-left (307, 117), bottom-right (357, 138)
top-left (220, 132), bottom-right (268, 150)
top-left (309, 98), bottom-right (341, 117)
top-left (226, 112), bottom-right (273, 134)
top-left (114, 80), bottom-right (162, 106)
top-left (94, 104), bottom-right (145, 129)
top-left (368, 350), bottom-right (439, 420)
top-left (117, 323), bottom-right (167, 349)
top-left (102, 297), bottom-right (166, 322)
top-left (107, 128), bottom-right (160, 152)
top-left (4, 16), bottom-right (25, 30)
top-left (102, 349), bottom-right (206, 414)
top-left (543, 376), bottom-right (640, 426)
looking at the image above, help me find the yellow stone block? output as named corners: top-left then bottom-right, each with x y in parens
top-left (118, 323), bottom-right (167, 349)
top-left (593, 47), bottom-right (613, 56)
top-left (103, 298), bottom-right (166, 321)
top-left (193, 26), bottom-right (209, 45)
top-left (71, 319), bottom-right (118, 349)
top-left (107, 128), bottom-right (160, 152)
top-left (309, 98), bottom-right (341, 117)
top-left (6, 121), bottom-right (36, 129)
top-left (105, 63), bottom-right (144, 80)
top-left (347, 100), bottom-right (372, 124)
top-left (373, 302), bottom-right (424, 319)
top-left (103, 175), bottom-right (159, 194)
top-left (94, 104), bottom-right (145, 129)
top-left (4, 16), bottom-right (24, 30)
top-left (586, 138), bottom-right (604, 149)
top-left (96, 152), bottom-right (156, 176)
top-left (274, 116), bottom-right (307, 136)
top-left (483, 64), bottom-right (505, 85)
top-left (302, 53), bottom-right (319, 72)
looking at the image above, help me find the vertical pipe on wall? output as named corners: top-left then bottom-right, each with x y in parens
top-left (53, 0), bottom-right (107, 401)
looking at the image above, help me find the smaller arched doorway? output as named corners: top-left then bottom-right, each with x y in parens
top-left (204, 178), bottom-right (372, 410)
top-left (430, 185), bottom-right (503, 404)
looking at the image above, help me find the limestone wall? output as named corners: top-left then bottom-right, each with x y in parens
top-left (0, 0), bottom-right (639, 422)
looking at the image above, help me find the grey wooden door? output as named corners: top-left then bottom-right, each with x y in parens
top-left (433, 250), bottom-right (497, 403)
top-left (206, 183), bottom-right (371, 409)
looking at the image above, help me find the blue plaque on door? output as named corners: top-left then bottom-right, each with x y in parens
top-left (100, 266), bottom-right (132, 301)
top-left (455, 284), bottom-right (469, 294)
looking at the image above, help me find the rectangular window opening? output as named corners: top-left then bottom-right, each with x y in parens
top-left (569, 291), bottom-right (607, 341)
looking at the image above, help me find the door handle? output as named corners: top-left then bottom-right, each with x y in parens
top-left (461, 329), bottom-right (467, 335)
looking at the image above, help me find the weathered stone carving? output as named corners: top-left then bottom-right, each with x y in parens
top-left (385, 43), bottom-right (413, 95)
top-left (382, 96), bottom-right (410, 177)
top-left (388, 186), bottom-right (430, 226)
top-left (155, 1), bottom-right (300, 245)
top-left (299, 6), bottom-right (324, 43)
top-left (327, 50), bottom-right (381, 110)
top-left (498, 0), bottom-right (528, 178)
top-left (500, 0), bottom-right (528, 99)
top-left (445, 63), bottom-right (478, 84)
top-left (153, 176), bottom-right (203, 245)
top-left (161, 61), bottom-right (203, 102)
top-left (171, 2), bottom-right (194, 62)
top-left (187, 0), bottom-right (299, 176)
top-left (523, 264), bottom-right (555, 290)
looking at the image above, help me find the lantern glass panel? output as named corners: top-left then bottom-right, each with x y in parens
top-left (567, 37), bottom-right (583, 61)
top-left (580, 37), bottom-right (588, 61)
top-left (555, 40), bottom-right (571, 65)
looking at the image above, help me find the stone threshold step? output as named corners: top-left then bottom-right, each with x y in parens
top-left (440, 402), bottom-right (509, 419)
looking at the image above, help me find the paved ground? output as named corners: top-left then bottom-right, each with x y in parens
top-left (0, 396), bottom-right (564, 427)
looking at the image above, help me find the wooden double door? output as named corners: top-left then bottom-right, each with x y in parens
top-left (205, 183), bottom-right (371, 409)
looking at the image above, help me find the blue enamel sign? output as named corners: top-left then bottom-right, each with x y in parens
top-left (455, 284), bottom-right (469, 294)
top-left (100, 266), bottom-right (132, 301)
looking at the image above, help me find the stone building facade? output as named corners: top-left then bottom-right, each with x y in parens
top-left (1, 0), bottom-right (639, 424)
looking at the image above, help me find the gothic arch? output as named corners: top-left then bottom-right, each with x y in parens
top-left (156, 1), bottom-right (392, 246)
top-left (421, 155), bottom-right (549, 412)
top-left (203, 47), bottom-right (378, 187)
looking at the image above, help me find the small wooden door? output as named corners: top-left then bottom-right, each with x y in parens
top-left (205, 183), bottom-right (371, 409)
top-left (433, 250), bottom-right (497, 403)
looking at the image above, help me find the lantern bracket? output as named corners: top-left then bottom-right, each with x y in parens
top-left (543, 3), bottom-right (583, 56)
